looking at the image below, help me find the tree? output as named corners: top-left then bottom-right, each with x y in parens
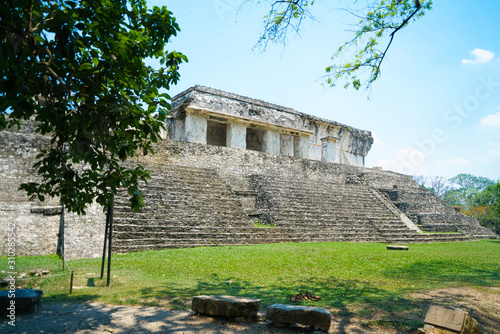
top-left (495, 183), bottom-right (500, 220)
top-left (441, 189), bottom-right (464, 208)
top-left (471, 183), bottom-right (500, 208)
top-left (442, 173), bottom-right (495, 209)
top-left (413, 175), bottom-right (451, 197)
top-left (252, 0), bottom-right (432, 90)
top-left (462, 182), bottom-right (500, 235)
top-left (1, 0), bottom-right (187, 214)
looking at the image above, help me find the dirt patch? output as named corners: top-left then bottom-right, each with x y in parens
top-left (410, 287), bottom-right (500, 334)
top-left (1, 287), bottom-right (498, 333)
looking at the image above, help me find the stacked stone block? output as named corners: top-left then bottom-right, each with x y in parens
top-left (0, 120), bottom-right (106, 260)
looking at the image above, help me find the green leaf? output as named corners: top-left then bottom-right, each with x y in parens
top-left (1, 0), bottom-right (185, 213)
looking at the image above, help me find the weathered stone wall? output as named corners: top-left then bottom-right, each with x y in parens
top-left (0, 120), bottom-right (106, 260)
top-left (0, 121), bottom-right (49, 202)
top-left (139, 138), bottom-right (412, 188)
top-left (0, 202), bottom-right (105, 259)
top-left (63, 204), bottom-right (106, 260)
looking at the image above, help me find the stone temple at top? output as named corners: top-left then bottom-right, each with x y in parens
top-left (166, 85), bottom-right (373, 167)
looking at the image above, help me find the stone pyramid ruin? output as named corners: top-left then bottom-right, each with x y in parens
top-left (0, 86), bottom-right (496, 259)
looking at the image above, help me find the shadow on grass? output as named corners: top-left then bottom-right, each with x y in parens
top-left (138, 275), bottom-right (426, 333)
top-left (383, 260), bottom-right (500, 287)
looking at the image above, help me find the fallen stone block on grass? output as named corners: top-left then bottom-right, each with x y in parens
top-left (265, 303), bottom-right (331, 332)
top-left (192, 295), bottom-right (260, 320)
top-left (387, 245), bottom-right (409, 250)
top-left (420, 305), bottom-right (483, 334)
top-left (0, 289), bottom-right (43, 314)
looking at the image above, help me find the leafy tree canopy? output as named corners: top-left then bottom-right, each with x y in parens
top-left (1, 0), bottom-right (187, 214)
top-left (444, 173), bottom-right (495, 208)
top-left (462, 182), bottom-right (500, 235)
top-left (252, 0), bottom-right (432, 90)
top-left (470, 183), bottom-right (500, 207)
top-left (449, 173), bottom-right (495, 192)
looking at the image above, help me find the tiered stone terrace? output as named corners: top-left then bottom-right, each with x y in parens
top-left (111, 142), bottom-right (491, 254)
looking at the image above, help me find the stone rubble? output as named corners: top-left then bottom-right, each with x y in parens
top-left (191, 295), bottom-right (261, 320)
top-left (265, 303), bottom-right (332, 332)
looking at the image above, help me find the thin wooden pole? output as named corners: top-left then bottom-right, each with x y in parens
top-left (106, 194), bottom-right (114, 287)
top-left (100, 205), bottom-right (110, 279)
top-left (60, 202), bottom-right (65, 271)
top-left (69, 270), bottom-right (74, 295)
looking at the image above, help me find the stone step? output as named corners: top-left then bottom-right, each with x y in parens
top-left (113, 235), bottom-right (386, 249)
top-left (270, 212), bottom-right (395, 220)
top-left (113, 223), bottom-right (383, 234)
top-left (113, 231), bottom-right (384, 243)
top-left (113, 222), bottom-right (379, 232)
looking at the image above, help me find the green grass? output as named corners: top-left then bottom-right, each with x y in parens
top-left (2, 240), bottom-right (499, 331)
top-left (253, 222), bottom-right (277, 228)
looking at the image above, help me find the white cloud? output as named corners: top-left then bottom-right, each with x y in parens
top-left (371, 132), bottom-right (384, 147)
top-left (436, 158), bottom-right (470, 167)
top-left (485, 142), bottom-right (500, 158)
top-left (462, 48), bottom-right (495, 64)
top-left (479, 110), bottom-right (500, 128)
top-left (376, 147), bottom-right (426, 175)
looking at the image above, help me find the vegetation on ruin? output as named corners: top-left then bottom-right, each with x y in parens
top-left (0, 0), bottom-right (186, 213)
top-left (253, 222), bottom-right (277, 228)
top-left (4, 240), bottom-right (499, 331)
top-left (252, 0), bottom-right (433, 90)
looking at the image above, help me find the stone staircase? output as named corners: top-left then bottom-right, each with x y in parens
top-left (113, 163), bottom-right (253, 253)
top-left (113, 163), bottom-right (474, 254)
top-left (378, 188), bottom-right (497, 239)
top-left (248, 175), bottom-right (470, 244)
top-left (112, 164), bottom-right (335, 252)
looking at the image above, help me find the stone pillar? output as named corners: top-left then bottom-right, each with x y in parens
top-left (321, 136), bottom-right (339, 163)
top-left (263, 130), bottom-right (280, 155)
top-left (294, 135), bottom-right (309, 159)
top-left (226, 123), bottom-right (247, 149)
top-left (185, 112), bottom-right (207, 144)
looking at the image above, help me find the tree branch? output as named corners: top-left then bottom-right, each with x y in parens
top-left (375, 2), bottom-right (422, 77)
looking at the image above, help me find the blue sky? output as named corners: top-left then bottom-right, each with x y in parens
top-left (155, 1), bottom-right (500, 180)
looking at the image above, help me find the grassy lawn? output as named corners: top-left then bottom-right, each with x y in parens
top-left (2, 240), bottom-right (499, 330)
